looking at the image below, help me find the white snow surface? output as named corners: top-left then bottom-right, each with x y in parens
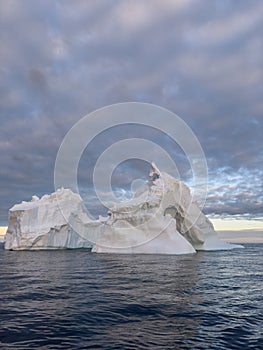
top-left (4, 163), bottom-right (243, 253)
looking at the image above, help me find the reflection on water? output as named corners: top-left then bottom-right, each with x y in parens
top-left (0, 244), bottom-right (262, 349)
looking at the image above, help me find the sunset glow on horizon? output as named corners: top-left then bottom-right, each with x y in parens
top-left (210, 218), bottom-right (263, 232)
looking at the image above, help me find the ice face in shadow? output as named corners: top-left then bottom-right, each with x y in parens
top-left (4, 163), bottom-right (243, 253)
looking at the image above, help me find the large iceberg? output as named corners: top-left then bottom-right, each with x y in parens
top-left (4, 163), bottom-right (243, 253)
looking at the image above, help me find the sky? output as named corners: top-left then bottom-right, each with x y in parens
top-left (0, 0), bottom-right (262, 230)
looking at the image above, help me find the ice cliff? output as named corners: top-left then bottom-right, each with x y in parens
top-left (4, 189), bottom-right (94, 250)
top-left (4, 163), bottom-right (242, 253)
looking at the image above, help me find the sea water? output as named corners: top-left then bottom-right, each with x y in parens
top-left (0, 243), bottom-right (262, 349)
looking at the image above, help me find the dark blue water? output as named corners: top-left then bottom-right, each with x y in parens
top-left (0, 244), bottom-right (262, 349)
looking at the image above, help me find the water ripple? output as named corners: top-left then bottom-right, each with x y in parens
top-left (0, 244), bottom-right (262, 349)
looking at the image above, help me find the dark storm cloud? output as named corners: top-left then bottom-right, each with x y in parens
top-left (0, 0), bottom-right (262, 223)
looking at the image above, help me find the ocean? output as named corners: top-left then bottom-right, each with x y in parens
top-left (0, 243), bottom-right (262, 349)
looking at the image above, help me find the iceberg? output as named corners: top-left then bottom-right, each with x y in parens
top-left (4, 163), bottom-right (243, 253)
top-left (4, 188), bottom-right (94, 250)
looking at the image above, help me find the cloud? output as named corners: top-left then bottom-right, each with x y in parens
top-left (202, 167), bottom-right (263, 217)
top-left (0, 0), bottom-right (262, 224)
